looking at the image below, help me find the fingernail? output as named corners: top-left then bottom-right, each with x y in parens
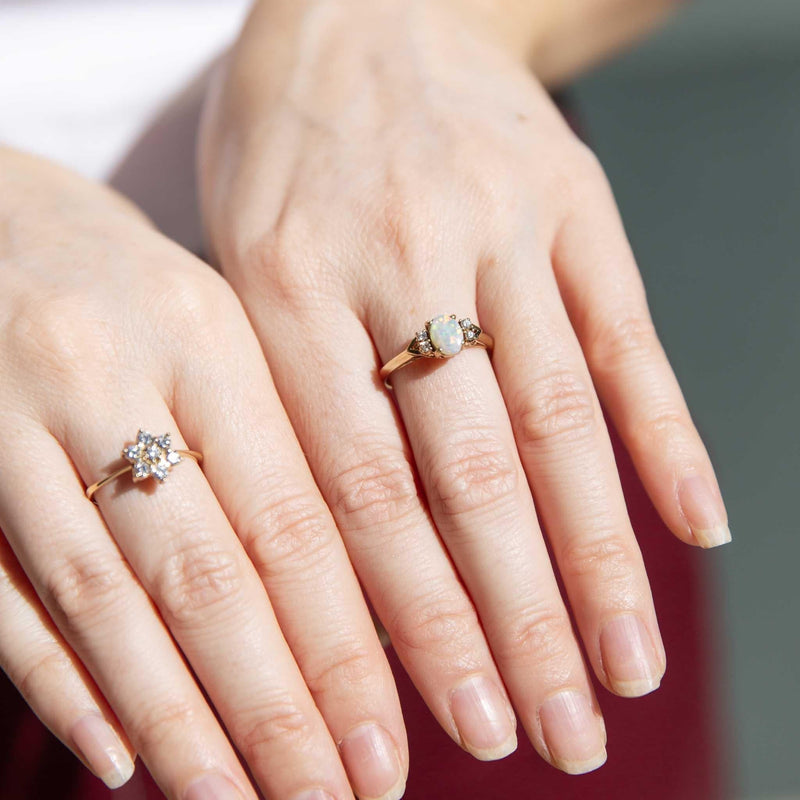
top-left (539, 690), bottom-right (606, 775)
top-left (184, 773), bottom-right (243, 800)
top-left (292, 791), bottom-right (336, 800)
top-left (71, 713), bottom-right (134, 789)
top-left (339, 723), bottom-right (405, 800)
top-left (678, 475), bottom-right (731, 548)
top-left (450, 675), bottom-right (517, 760)
top-left (600, 614), bottom-right (663, 696)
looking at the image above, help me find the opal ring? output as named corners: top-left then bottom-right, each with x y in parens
top-left (379, 314), bottom-right (493, 389)
top-left (85, 429), bottom-right (202, 501)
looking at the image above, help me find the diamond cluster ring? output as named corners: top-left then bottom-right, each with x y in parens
top-left (85, 429), bottom-right (202, 501)
top-left (379, 314), bottom-right (493, 388)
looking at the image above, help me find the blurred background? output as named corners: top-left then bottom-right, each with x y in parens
top-left (573, 1), bottom-right (800, 797)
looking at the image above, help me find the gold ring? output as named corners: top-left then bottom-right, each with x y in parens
top-left (85, 429), bottom-right (202, 501)
top-left (379, 314), bottom-right (493, 389)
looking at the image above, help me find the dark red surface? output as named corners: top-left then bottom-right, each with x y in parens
top-left (0, 423), bottom-right (726, 800)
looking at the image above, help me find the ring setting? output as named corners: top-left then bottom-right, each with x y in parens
top-left (380, 313), bottom-right (493, 388)
top-left (124, 430), bottom-right (184, 483)
top-left (412, 314), bottom-right (482, 358)
top-left (85, 429), bottom-right (202, 501)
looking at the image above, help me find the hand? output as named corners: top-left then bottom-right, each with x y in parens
top-left (0, 148), bottom-right (407, 800)
top-left (200, 0), bottom-right (730, 778)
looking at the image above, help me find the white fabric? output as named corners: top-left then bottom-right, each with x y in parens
top-left (0, 0), bottom-right (251, 180)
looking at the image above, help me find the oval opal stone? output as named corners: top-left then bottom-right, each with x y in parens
top-left (428, 314), bottom-right (464, 356)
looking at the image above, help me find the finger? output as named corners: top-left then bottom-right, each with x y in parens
top-left (0, 427), bottom-right (258, 800)
top-left (0, 533), bottom-right (135, 789)
top-left (169, 300), bottom-right (409, 800)
top-left (480, 255), bottom-right (667, 700)
top-left (59, 387), bottom-right (356, 800)
top-left (370, 294), bottom-right (607, 775)
top-left (250, 297), bottom-right (519, 766)
top-left (553, 162), bottom-right (730, 549)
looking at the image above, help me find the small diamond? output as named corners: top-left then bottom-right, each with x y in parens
top-left (167, 451), bottom-right (182, 465)
top-left (419, 340), bottom-right (433, 354)
top-left (465, 329), bottom-right (476, 341)
top-left (137, 430), bottom-right (153, 446)
top-left (123, 444), bottom-right (141, 462)
top-left (133, 462), bottom-right (151, 480)
top-left (460, 318), bottom-right (472, 329)
top-left (156, 434), bottom-right (171, 449)
top-left (417, 329), bottom-right (429, 341)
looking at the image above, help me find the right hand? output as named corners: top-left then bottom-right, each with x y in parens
top-left (0, 148), bottom-right (407, 800)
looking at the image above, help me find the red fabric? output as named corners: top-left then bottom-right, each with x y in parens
top-left (0, 424), bottom-right (727, 800)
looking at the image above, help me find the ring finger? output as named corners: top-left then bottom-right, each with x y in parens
top-left (0, 424), bottom-right (258, 800)
top-left (371, 287), bottom-right (608, 774)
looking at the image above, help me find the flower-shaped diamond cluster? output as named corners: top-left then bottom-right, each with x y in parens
top-left (123, 430), bottom-right (182, 482)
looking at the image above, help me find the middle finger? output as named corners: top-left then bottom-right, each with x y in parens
top-left (62, 386), bottom-right (356, 800)
top-left (248, 299), bottom-right (520, 764)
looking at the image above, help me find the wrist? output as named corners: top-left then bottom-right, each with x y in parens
top-left (244, 0), bottom-right (680, 86)
top-left (429, 0), bottom-right (557, 63)
top-left (244, 0), bottom-right (545, 66)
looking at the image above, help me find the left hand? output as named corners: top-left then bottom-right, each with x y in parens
top-left (200, 0), bottom-right (730, 778)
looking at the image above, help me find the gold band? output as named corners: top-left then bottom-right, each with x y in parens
top-left (86, 450), bottom-right (202, 501)
top-left (379, 314), bottom-right (493, 389)
top-left (85, 430), bottom-right (202, 501)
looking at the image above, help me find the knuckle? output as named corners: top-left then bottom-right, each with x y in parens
top-left (242, 492), bottom-right (336, 580)
top-left (500, 601), bottom-right (573, 672)
top-left (559, 533), bottom-right (637, 586)
top-left (303, 643), bottom-right (377, 698)
top-left (242, 226), bottom-right (336, 313)
top-left (329, 446), bottom-right (419, 531)
top-left (133, 700), bottom-right (198, 753)
top-left (565, 141), bottom-right (611, 194)
top-left (374, 193), bottom-right (422, 275)
top-left (154, 536), bottom-right (245, 625)
top-left (390, 585), bottom-right (479, 660)
top-left (430, 430), bottom-right (519, 520)
top-left (515, 369), bottom-right (598, 448)
top-left (634, 407), bottom-right (692, 451)
top-left (44, 550), bottom-right (129, 630)
top-left (16, 650), bottom-right (73, 701)
top-left (236, 694), bottom-right (316, 760)
top-left (5, 294), bottom-right (115, 386)
top-left (589, 313), bottom-right (660, 375)
top-left (155, 268), bottom-right (236, 336)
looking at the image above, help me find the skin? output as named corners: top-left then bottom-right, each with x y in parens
top-left (200, 0), bottom-right (729, 787)
top-left (0, 149), bottom-right (403, 800)
top-left (0, 0), bottom-right (728, 799)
